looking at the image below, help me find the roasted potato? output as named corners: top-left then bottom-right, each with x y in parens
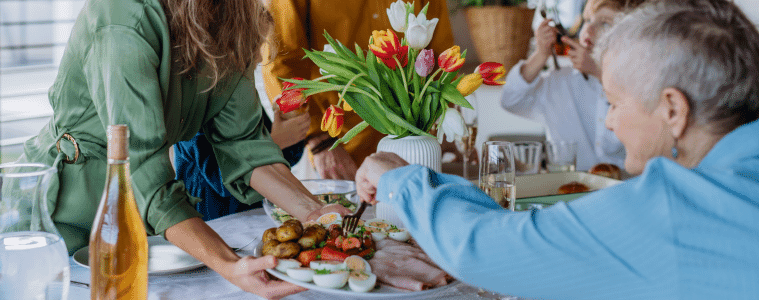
top-left (261, 240), bottom-right (280, 256)
top-left (276, 224), bottom-right (303, 242)
top-left (298, 225), bottom-right (327, 249)
top-left (262, 227), bottom-right (277, 243)
top-left (270, 241), bottom-right (301, 259)
top-left (283, 219), bottom-right (303, 230)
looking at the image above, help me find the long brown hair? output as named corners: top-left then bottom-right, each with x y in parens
top-left (160, 0), bottom-right (273, 89)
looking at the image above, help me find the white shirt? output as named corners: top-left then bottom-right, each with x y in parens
top-left (499, 61), bottom-right (625, 171)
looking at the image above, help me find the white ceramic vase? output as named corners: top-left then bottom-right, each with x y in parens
top-left (374, 135), bottom-right (442, 227)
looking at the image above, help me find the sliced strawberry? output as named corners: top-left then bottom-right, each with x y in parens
top-left (321, 246), bottom-right (350, 262)
top-left (335, 236), bottom-right (344, 250)
top-left (342, 237), bottom-right (361, 251)
top-left (325, 237), bottom-right (337, 248)
top-left (297, 248), bottom-right (322, 267)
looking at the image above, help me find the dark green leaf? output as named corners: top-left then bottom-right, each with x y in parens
top-left (441, 83), bottom-right (472, 109)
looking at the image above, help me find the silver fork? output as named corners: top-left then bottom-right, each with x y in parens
top-left (341, 202), bottom-right (368, 235)
top-left (539, 0), bottom-right (561, 70)
top-left (232, 236), bottom-right (259, 252)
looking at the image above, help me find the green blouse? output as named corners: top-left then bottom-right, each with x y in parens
top-left (20, 0), bottom-right (286, 253)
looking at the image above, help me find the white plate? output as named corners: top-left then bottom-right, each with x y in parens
top-left (253, 241), bottom-right (453, 298)
top-left (72, 236), bottom-right (204, 275)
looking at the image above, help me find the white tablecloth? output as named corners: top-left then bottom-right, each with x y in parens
top-left (69, 208), bottom-right (510, 300)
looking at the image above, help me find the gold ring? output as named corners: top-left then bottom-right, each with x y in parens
top-left (56, 133), bottom-right (80, 164)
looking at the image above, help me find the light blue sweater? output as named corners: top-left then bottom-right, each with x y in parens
top-left (378, 119), bottom-right (759, 299)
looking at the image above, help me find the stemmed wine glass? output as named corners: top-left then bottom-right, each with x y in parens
top-left (454, 93), bottom-right (478, 180)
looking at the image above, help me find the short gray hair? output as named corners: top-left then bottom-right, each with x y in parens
top-left (595, 0), bottom-right (759, 134)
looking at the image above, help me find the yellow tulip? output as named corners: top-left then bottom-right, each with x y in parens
top-left (456, 73), bottom-right (483, 97)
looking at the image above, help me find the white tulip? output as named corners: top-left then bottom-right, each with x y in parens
top-left (405, 13), bottom-right (439, 50)
top-left (387, 0), bottom-right (411, 32)
top-left (437, 108), bottom-right (467, 143)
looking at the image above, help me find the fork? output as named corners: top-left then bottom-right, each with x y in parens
top-left (232, 236), bottom-right (259, 252)
top-left (539, 1), bottom-right (561, 70)
top-left (341, 202), bottom-right (368, 235)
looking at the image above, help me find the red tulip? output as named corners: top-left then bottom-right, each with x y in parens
top-left (438, 46), bottom-right (465, 72)
top-left (369, 30), bottom-right (409, 70)
top-left (321, 105), bottom-right (345, 137)
top-left (475, 62), bottom-right (506, 85)
top-left (276, 78), bottom-right (311, 113)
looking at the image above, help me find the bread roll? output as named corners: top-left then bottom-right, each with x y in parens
top-left (557, 181), bottom-right (590, 194)
top-left (589, 163), bottom-right (621, 180)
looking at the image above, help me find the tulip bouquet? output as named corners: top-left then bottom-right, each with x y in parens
top-left (276, 0), bottom-right (506, 149)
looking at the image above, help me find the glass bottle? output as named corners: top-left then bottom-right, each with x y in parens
top-left (0, 162), bottom-right (69, 300)
top-left (90, 125), bottom-right (148, 299)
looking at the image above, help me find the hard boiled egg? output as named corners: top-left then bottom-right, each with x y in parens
top-left (286, 267), bottom-right (315, 282)
top-left (309, 260), bottom-right (346, 272)
top-left (365, 219), bottom-right (390, 230)
top-left (317, 212), bottom-right (342, 226)
top-left (365, 227), bottom-right (388, 242)
top-left (312, 270), bottom-right (349, 289)
top-left (344, 255), bottom-right (371, 273)
top-left (274, 259), bottom-right (301, 273)
top-left (388, 227), bottom-right (411, 242)
top-left (348, 271), bottom-right (377, 293)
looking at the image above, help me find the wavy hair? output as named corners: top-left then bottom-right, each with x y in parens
top-left (160, 0), bottom-right (273, 89)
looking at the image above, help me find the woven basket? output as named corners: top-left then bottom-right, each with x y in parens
top-left (465, 6), bottom-right (535, 71)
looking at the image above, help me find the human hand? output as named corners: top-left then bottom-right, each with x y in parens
top-left (312, 144), bottom-right (358, 180)
top-left (223, 255), bottom-right (307, 299)
top-left (562, 36), bottom-right (602, 79)
top-left (535, 19), bottom-right (559, 58)
top-left (270, 105), bottom-right (310, 149)
top-left (355, 152), bottom-right (409, 204)
top-left (304, 203), bottom-right (354, 221)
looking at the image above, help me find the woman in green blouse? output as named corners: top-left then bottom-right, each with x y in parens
top-left (18, 0), bottom-right (345, 297)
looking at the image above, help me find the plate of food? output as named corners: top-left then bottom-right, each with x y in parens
top-left (263, 179), bottom-right (359, 225)
top-left (73, 236), bottom-right (204, 275)
top-left (254, 217), bottom-right (454, 298)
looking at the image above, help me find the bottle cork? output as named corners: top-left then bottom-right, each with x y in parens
top-left (107, 125), bottom-right (129, 160)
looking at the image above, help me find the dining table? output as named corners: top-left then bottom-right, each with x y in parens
top-left (68, 207), bottom-right (523, 300)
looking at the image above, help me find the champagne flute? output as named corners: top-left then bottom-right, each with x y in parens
top-left (455, 94), bottom-right (478, 180)
top-left (479, 141), bottom-right (516, 211)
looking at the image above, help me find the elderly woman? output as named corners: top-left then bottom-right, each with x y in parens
top-left (355, 0), bottom-right (759, 299)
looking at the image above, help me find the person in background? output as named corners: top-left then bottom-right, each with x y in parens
top-left (262, 0), bottom-right (455, 180)
top-left (16, 0), bottom-right (348, 297)
top-left (499, 0), bottom-right (647, 171)
top-left (355, 0), bottom-right (759, 299)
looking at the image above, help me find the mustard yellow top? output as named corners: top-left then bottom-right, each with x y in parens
top-left (263, 0), bottom-right (455, 165)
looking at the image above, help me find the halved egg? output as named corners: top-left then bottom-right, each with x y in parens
top-left (365, 227), bottom-right (388, 241)
top-left (317, 212), bottom-right (342, 225)
top-left (365, 219), bottom-right (390, 230)
top-left (286, 267), bottom-right (315, 282)
top-left (312, 270), bottom-right (349, 289)
top-left (274, 258), bottom-right (301, 273)
top-left (344, 255), bottom-right (371, 273)
top-left (348, 271), bottom-right (377, 293)
top-left (309, 260), bottom-right (346, 272)
top-left (387, 228), bottom-right (411, 242)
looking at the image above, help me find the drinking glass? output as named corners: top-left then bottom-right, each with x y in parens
top-left (454, 94), bottom-right (479, 180)
top-left (479, 141), bottom-right (516, 211)
top-left (544, 140), bottom-right (577, 173)
top-left (0, 163), bottom-right (69, 300)
top-left (512, 141), bottom-right (543, 175)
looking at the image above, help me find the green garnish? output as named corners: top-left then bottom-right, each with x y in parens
top-left (314, 269), bottom-right (332, 275)
top-left (318, 241), bottom-right (326, 248)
